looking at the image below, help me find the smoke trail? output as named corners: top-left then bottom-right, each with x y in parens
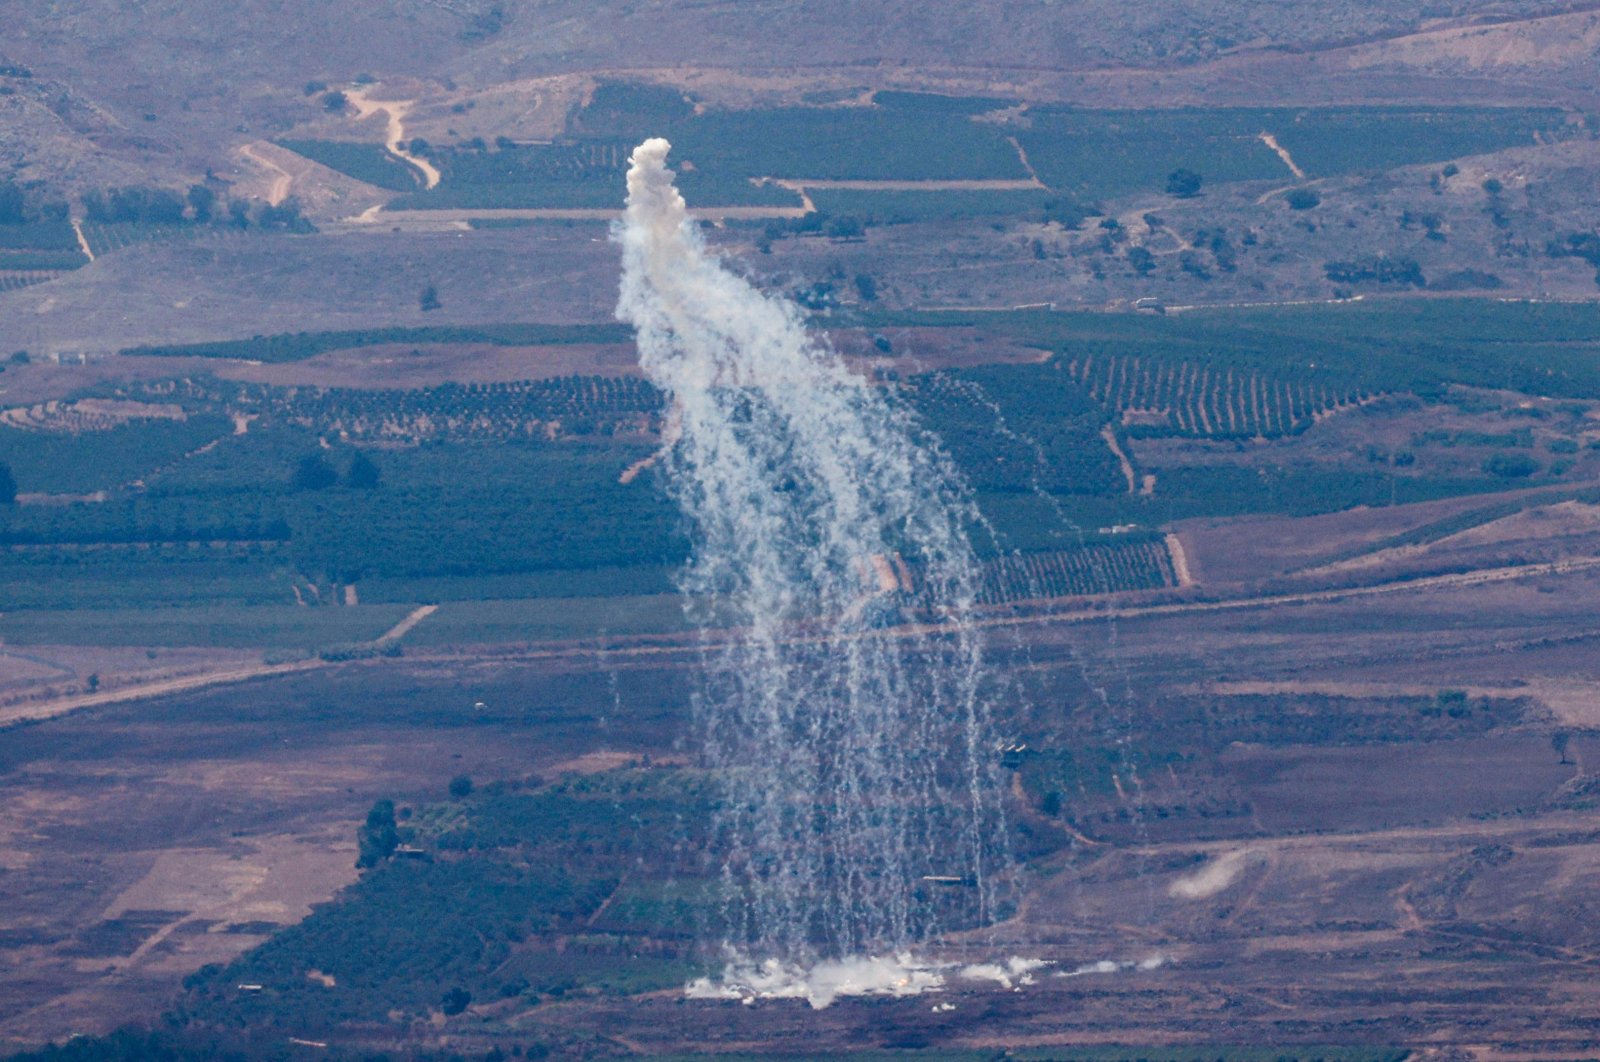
top-left (615, 138), bottom-right (1009, 965)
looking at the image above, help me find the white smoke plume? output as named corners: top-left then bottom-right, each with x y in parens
top-left (614, 138), bottom-right (1011, 968)
top-left (685, 953), bottom-right (1053, 1009)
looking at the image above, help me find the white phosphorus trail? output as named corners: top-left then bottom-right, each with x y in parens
top-left (614, 138), bottom-right (1012, 995)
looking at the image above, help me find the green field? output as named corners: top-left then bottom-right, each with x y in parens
top-left (404, 594), bottom-right (691, 645)
top-left (0, 602), bottom-right (411, 648)
top-left (0, 248), bottom-right (87, 270)
top-left (388, 142), bottom-right (805, 210)
top-left (0, 297), bottom-right (1591, 632)
top-left (858, 299), bottom-right (1600, 400)
top-left (319, 90), bottom-right (1574, 213)
top-left (0, 415), bottom-right (232, 493)
top-left (1016, 107), bottom-right (1289, 197)
top-left (807, 188), bottom-right (1056, 224)
top-left (122, 322), bottom-right (633, 362)
top-left (1271, 106), bottom-right (1566, 177)
top-left (275, 138), bottom-right (424, 191)
top-left (0, 221), bottom-right (78, 250)
top-left (178, 767), bottom-right (719, 1030)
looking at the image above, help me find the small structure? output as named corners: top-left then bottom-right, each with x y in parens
top-left (998, 742), bottom-right (1031, 770)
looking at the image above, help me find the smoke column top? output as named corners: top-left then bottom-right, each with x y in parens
top-left (618, 137), bottom-right (822, 396)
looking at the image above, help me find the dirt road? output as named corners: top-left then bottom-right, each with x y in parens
top-left (238, 143), bottom-right (294, 206)
top-left (347, 89), bottom-right (441, 189)
top-left (69, 220), bottom-right (93, 262)
top-left (8, 552), bottom-right (1594, 729)
top-left (340, 203), bottom-right (810, 228)
top-left (375, 604), bottom-right (437, 643)
top-left (0, 659), bottom-right (324, 729)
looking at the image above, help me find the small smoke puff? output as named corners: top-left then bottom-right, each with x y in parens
top-left (1056, 959), bottom-right (1122, 979)
top-left (1168, 848), bottom-right (1256, 900)
top-left (957, 956), bottom-right (1051, 989)
top-left (1054, 955), bottom-right (1170, 979)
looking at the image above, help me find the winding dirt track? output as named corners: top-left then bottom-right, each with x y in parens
top-left (238, 143), bottom-right (293, 205)
top-left (346, 89), bottom-right (441, 189)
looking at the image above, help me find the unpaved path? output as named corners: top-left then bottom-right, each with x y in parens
top-left (1163, 533), bottom-right (1194, 588)
top-left (8, 553), bottom-right (1593, 729)
top-left (341, 173), bottom-right (1039, 228)
top-left (1258, 131), bottom-right (1306, 179)
top-left (238, 143), bottom-right (293, 205)
top-left (768, 176), bottom-right (1043, 192)
top-left (347, 88), bottom-right (441, 189)
top-left (1007, 135), bottom-right (1041, 183)
top-left (0, 604), bottom-right (434, 729)
top-left (374, 603), bottom-right (436, 644)
top-left (452, 552), bottom-right (1600, 669)
top-left (70, 220), bottom-right (94, 262)
top-left (342, 203), bottom-right (809, 227)
top-left (0, 659), bottom-right (324, 729)
top-left (1100, 424), bottom-right (1137, 495)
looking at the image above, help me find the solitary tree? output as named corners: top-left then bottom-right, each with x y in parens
top-left (293, 451), bottom-right (339, 491)
top-left (186, 183), bottom-right (216, 223)
top-left (1166, 168), bottom-right (1203, 198)
top-left (0, 182), bottom-right (25, 224)
top-left (0, 460), bottom-right (15, 505)
top-left (441, 986), bottom-right (472, 1015)
top-left (356, 799), bottom-right (399, 868)
top-left (420, 283), bottom-right (441, 312)
top-left (322, 90), bottom-right (348, 114)
top-left (449, 774), bottom-right (474, 798)
top-left (346, 451), bottom-right (381, 489)
top-left (1553, 731), bottom-right (1572, 765)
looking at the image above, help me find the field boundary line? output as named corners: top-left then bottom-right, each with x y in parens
top-left (432, 554), bottom-right (1600, 667)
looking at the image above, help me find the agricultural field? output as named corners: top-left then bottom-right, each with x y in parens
top-left (275, 139), bottom-right (426, 192)
top-left (1016, 105), bottom-right (1567, 199)
top-left (0, 602), bottom-right (412, 649)
top-left (0, 299), bottom-right (1594, 633)
top-left (8, 532), bottom-right (1600, 1055)
top-left (122, 323), bottom-right (634, 364)
top-left (5, 6), bottom-right (1600, 1050)
top-left (806, 188), bottom-right (1059, 225)
top-left (277, 85), bottom-right (1570, 217)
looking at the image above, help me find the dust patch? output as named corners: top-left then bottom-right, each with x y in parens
top-left (1169, 848), bottom-right (1259, 899)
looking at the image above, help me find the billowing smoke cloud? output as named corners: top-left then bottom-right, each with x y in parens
top-left (685, 953), bottom-right (1054, 1009)
top-left (614, 139), bottom-right (1011, 973)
